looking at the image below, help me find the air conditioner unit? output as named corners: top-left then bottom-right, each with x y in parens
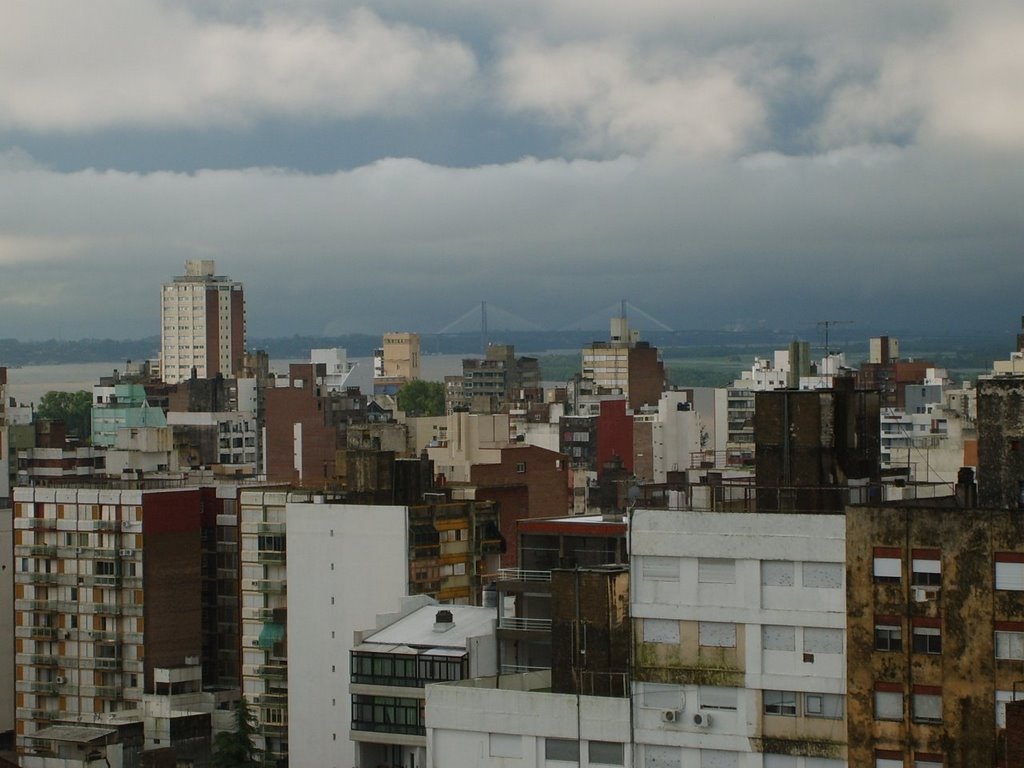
top-left (661, 709), bottom-right (680, 723)
top-left (55, 675), bottom-right (66, 685)
top-left (693, 712), bottom-right (713, 728)
top-left (118, 549), bottom-right (134, 557)
top-left (122, 521), bottom-right (132, 529)
top-left (913, 587), bottom-right (939, 602)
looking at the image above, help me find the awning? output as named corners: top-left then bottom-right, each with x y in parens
top-left (258, 622), bottom-right (285, 649)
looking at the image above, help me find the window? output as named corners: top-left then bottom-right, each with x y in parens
top-left (876, 755), bottom-right (903, 768)
top-left (874, 689), bottom-right (903, 720)
top-left (912, 625), bottom-right (942, 655)
top-left (489, 733), bottom-right (521, 758)
top-left (761, 560), bottom-right (795, 587)
top-left (802, 562), bottom-right (842, 588)
top-left (873, 548), bottom-right (901, 582)
top-left (804, 693), bottom-right (844, 719)
top-left (698, 558), bottom-right (735, 584)
top-left (911, 551), bottom-right (941, 586)
top-left (996, 554), bottom-right (1024, 591)
top-left (996, 690), bottom-right (1020, 728)
top-left (95, 561), bottom-right (116, 576)
top-left (875, 619), bottom-right (902, 652)
top-left (803, 628), bottom-right (843, 654)
top-left (589, 742), bottom-right (625, 766)
top-left (515, 462), bottom-right (526, 473)
top-left (641, 556), bottom-right (678, 581)
top-left (545, 738), bottom-right (579, 762)
top-left (764, 690), bottom-right (798, 716)
top-left (699, 686), bottom-right (738, 711)
top-left (913, 690), bottom-right (942, 723)
top-left (643, 619), bottom-right (680, 644)
top-left (914, 756), bottom-right (944, 768)
top-left (699, 622), bottom-right (736, 648)
top-left (996, 630), bottom-right (1024, 660)
top-left (762, 625), bottom-right (796, 651)
top-left (641, 683), bottom-right (683, 709)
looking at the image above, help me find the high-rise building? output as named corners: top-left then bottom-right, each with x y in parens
top-left (160, 260), bottom-right (245, 384)
top-left (374, 332), bottom-right (420, 395)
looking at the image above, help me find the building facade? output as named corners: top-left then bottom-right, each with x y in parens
top-left (160, 260), bottom-right (245, 384)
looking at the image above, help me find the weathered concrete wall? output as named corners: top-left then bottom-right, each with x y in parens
top-left (847, 503), bottom-right (1024, 766)
top-left (978, 378), bottom-right (1024, 509)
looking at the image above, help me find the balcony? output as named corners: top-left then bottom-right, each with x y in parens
top-left (15, 600), bottom-right (56, 612)
top-left (251, 579), bottom-right (286, 594)
top-left (498, 617), bottom-right (552, 632)
top-left (27, 626), bottom-right (58, 640)
top-left (495, 568), bottom-right (551, 583)
top-left (258, 664), bottom-right (287, 680)
top-left (257, 551), bottom-right (286, 565)
top-left (24, 545), bottom-right (57, 557)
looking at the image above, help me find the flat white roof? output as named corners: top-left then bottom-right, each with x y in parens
top-left (360, 604), bottom-right (495, 651)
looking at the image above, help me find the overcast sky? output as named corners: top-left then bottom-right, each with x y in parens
top-left (1, 1), bottom-right (1022, 341)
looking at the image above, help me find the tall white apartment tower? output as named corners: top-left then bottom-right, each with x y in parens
top-left (160, 260), bottom-right (245, 384)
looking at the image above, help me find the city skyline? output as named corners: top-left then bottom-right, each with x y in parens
top-left (1, 1), bottom-right (1022, 340)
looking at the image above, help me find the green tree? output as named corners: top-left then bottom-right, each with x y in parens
top-left (397, 379), bottom-right (445, 416)
top-left (36, 390), bottom-right (93, 438)
top-left (211, 697), bottom-right (262, 768)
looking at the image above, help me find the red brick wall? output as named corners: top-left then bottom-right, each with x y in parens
top-left (597, 400), bottom-right (633, 478)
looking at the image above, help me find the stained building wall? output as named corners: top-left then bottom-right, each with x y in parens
top-left (846, 502), bottom-right (1024, 767)
top-left (977, 377), bottom-right (1024, 509)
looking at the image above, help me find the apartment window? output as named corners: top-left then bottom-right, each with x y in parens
top-left (489, 734), bottom-right (521, 758)
top-left (643, 619), bottom-right (680, 644)
top-left (912, 688), bottom-right (942, 723)
top-left (803, 627), bottom-right (843, 655)
top-left (698, 622), bottom-right (736, 648)
top-left (874, 687), bottom-right (903, 720)
top-left (873, 547), bottom-right (902, 583)
top-left (698, 558), bottom-right (735, 584)
top-left (641, 556), bottom-right (678, 581)
top-left (875, 754), bottom-right (904, 768)
top-left (804, 693), bottom-right (844, 719)
top-left (802, 562), bottom-right (842, 588)
top-left (762, 625), bottom-right (796, 652)
top-left (589, 741), bottom-right (625, 766)
top-left (699, 686), bottom-right (738, 711)
top-left (545, 738), bottom-right (580, 762)
top-left (95, 561), bottom-right (116, 576)
top-left (914, 754), bottom-right (944, 768)
top-left (515, 462), bottom-right (526, 473)
top-left (995, 553), bottom-right (1024, 590)
top-left (764, 690), bottom-right (798, 716)
top-left (911, 549), bottom-right (941, 586)
top-left (912, 622), bottom-right (942, 655)
top-left (761, 560), bottom-right (795, 587)
top-left (874, 617), bottom-right (902, 652)
top-left (996, 628), bottom-right (1024, 660)
top-left (996, 690), bottom-right (1021, 727)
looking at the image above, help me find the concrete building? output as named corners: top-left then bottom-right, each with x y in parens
top-left (350, 597), bottom-right (497, 768)
top-left (283, 498), bottom-right (408, 768)
top-left (1, 505), bottom-right (14, 745)
top-left (449, 344), bottom-right (543, 414)
top-left (977, 374), bottom-right (1024, 510)
top-left (375, 332), bottom-right (421, 395)
top-left (11, 485), bottom-right (233, 757)
top-left (427, 669), bottom-right (631, 768)
top-left (631, 507), bottom-right (848, 767)
top-left (312, 348), bottom-right (357, 393)
top-left (577, 317), bottom-right (666, 413)
top-left (91, 382), bottom-right (168, 447)
top-left (845, 491), bottom-right (1024, 767)
top-left (160, 260), bottom-right (245, 384)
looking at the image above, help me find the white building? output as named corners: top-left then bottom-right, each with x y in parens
top-left (631, 508), bottom-right (848, 768)
top-left (311, 348), bottom-right (357, 392)
top-left (351, 596), bottom-right (497, 768)
top-left (427, 671), bottom-right (632, 768)
top-left (1, 505), bottom-right (14, 738)
top-left (160, 260), bottom-right (245, 384)
top-left (283, 498), bottom-right (408, 768)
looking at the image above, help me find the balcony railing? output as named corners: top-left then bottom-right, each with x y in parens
top-left (498, 617), bottom-right (552, 632)
top-left (495, 568), bottom-right (552, 583)
top-left (500, 664), bottom-right (550, 675)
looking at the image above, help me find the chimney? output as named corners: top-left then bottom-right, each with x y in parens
top-left (956, 466), bottom-right (977, 509)
top-left (433, 609), bottom-right (455, 633)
